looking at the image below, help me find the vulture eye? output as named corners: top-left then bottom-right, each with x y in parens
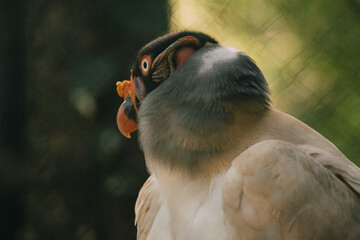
top-left (140, 55), bottom-right (151, 76)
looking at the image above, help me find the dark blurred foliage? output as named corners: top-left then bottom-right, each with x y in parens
top-left (0, 0), bottom-right (169, 239)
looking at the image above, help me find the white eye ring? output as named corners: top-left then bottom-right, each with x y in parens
top-left (141, 58), bottom-right (149, 72)
top-left (140, 55), bottom-right (151, 76)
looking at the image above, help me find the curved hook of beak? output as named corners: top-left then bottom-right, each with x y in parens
top-left (117, 97), bottom-right (138, 138)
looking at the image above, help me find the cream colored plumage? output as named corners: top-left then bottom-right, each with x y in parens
top-left (135, 108), bottom-right (360, 240)
top-left (116, 32), bottom-right (360, 240)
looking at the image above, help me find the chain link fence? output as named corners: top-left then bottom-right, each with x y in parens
top-left (170, 0), bottom-right (360, 164)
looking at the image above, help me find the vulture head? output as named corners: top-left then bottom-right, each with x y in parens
top-left (116, 31), bottom-right (270, 175)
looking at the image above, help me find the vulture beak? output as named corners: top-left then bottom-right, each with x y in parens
top-left (116, 70), bottom-right (138, 138)
top-left (116, 36), bottom-right (203, 138)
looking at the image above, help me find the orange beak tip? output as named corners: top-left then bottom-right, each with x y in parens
top-left (123, 132), bottom-right (131, 139)
top-left (117, 102), bottom-right (138, 138)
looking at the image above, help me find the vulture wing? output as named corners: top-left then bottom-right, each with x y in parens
top-left (222, 140), bottom-right (360, 240)
top-left (135, 176), bottom-right (163, 240)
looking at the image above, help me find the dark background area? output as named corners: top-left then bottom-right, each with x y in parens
top-left (1, 0), bottom-right (168, 239)
top-left (0, 0), bottom-right (359, 239)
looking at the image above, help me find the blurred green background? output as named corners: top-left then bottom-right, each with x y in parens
top-left (0, 0), bottom-right (359, 239)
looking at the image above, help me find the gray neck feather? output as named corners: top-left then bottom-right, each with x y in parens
top-left (138, 45), bottom-right (269, 177)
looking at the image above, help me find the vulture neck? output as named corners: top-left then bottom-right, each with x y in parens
top-left (140, 99), bottom-right (269, 179)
